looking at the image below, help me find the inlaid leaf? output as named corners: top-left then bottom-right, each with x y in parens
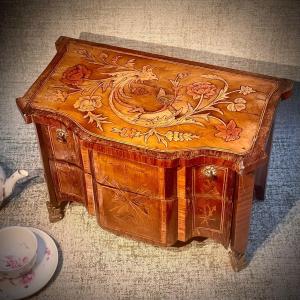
top-left (187, 103), bottom-right (194, 113)
top-left (201, 74), bottom-right (221, 80)
top-left (217, 88), bottom-right (228, 100)
top-left (111, 55), bottom-right (122, 64)
top-left (101, 79), bottom-right (112, 92)
top-left (204, 106), bottom-right (224, 114)
top-left (159, 136), bottom-right (168, 147)
top-left (157, 88), bottom-right (166, 98)
top-left (169, 79), bottom-right (179, 87)
top-left (196, 113), bottom-right (210, 121)
top-left (124, 59), bottom-right (136, 68)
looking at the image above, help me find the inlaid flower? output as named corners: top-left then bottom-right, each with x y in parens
top-left (74, 95), bottom-right (102, 112)
top-left (61, 64), bottom-right (91, 86)
top-left (239, 85), bottom-right (256, 95)
top-left (214, 120), bottom-right (242, 142)
top-left (187, 81), bottom-right (217, 99)
top-left (227, 98), bottom-right (246, 112)
top-left (54, 89), bottom-right (68, 102)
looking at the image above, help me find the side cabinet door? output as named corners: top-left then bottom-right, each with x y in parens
top-left (178, 165), bottom-right (235, 247)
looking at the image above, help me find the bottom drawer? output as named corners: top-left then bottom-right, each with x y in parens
top-left (49, 160), bottom-right (86, 204)
top-left (96, 184), bottom-right (177, 245)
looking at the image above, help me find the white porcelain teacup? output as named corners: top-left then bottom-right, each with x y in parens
top-left (0, 226), bottom-right (38, 279)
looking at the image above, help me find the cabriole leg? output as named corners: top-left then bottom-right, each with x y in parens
top-left (46, 201), bottom-right (66, 223)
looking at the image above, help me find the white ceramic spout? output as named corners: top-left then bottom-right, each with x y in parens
top-left (0, 168), bottom-right (28, 202)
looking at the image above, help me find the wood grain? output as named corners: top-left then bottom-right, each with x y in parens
top-left (48, 125), bottom-right (81, 166)
top-left (49, 160), bottom-right (86, 204)
top-left (96, 183), bottom-right (162, 244)
top-left (16, 37), bottom-right (294, 269)
top-left (17, 36), bottom-right (293, 173)
top-left (231, 170), bottom-right (255, 254)
top-left (84, 173), bottom-right (95, 215)
top-left (93, 152), bottom-right (159, 197)
top-left (177, 166), bottom-right (192, 241)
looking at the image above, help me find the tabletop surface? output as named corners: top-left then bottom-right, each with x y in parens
top-left (29, 39), bottom-right (284, 154)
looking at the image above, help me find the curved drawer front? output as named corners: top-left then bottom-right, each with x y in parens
top-left (193, 165), bottom-right (229, 231)
top-left (178, 164), bottom-right (235, 246)
top-left (192, 165), bottom-right (234, 245)
top-left (96, 184), bottom-right (177, 245)
top-left (93, 152), bottom-right (160, 197)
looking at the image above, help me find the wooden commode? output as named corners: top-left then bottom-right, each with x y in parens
top-left (17, 36), bottom-right (293, 271)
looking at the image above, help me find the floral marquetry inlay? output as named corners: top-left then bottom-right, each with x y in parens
top-left (30, 41), bottom-right (279, 153)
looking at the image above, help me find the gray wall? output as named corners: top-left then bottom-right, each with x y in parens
top-left (0, 0), bottom-right (299, 86)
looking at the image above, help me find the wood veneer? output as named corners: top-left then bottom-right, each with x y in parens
top-left (17, 36), bottom-right (293, 271)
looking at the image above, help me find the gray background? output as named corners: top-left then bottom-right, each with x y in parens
top-left (0, 1), bottom-right (299, 299)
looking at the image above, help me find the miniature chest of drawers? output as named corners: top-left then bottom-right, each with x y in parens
top-left (17, 36), bottom-right (293, 271)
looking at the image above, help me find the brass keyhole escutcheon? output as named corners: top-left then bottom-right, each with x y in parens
top-left (202, 165), bottom-right (217, 178)
top-left (56, 128), bottom-right (68, 143)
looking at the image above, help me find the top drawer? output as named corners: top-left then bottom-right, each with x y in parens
top-left (39, 123), bottom-right (81, 167)
top-left (93, 152), bottom-right (161, 197)
top-left (48, 125), bottom-right (81, 166)
top-left (192, 165), bottom-right (230, 199)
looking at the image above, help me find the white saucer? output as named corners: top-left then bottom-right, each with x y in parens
top-left (0, 227), bottom-right (58, 300)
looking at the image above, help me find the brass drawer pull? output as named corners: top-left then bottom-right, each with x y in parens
top-left (202, 165), bottom-right (217, 177)
top-left (56, 128), bottom-right (68, 143)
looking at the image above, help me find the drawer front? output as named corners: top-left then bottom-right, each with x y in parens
top-left (49, 160), bottom-right (86, 204)
top-left (48, 125), bottom-right (81, 166)
top-left (193, 166), bottom-right (229, 200)
top-left (96, 184), bottom-right (177, 245)
top-left (192, 165), bottom-right (234, 245)
top-left (178, 164), bottom-right (235, 246)
top-left (93, 152), bottom-right (159, 197)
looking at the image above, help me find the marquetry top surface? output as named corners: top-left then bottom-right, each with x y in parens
top-left (29, 38), bottom-right (284, 154)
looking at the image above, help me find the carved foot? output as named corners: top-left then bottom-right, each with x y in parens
top-left (46, 201), bottom-right (65, 223)
top-left (228, 250), bottom-right (248, 272)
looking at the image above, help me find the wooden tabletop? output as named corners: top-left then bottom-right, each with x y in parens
top-left (18, 37), bottom-right (293, 160)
